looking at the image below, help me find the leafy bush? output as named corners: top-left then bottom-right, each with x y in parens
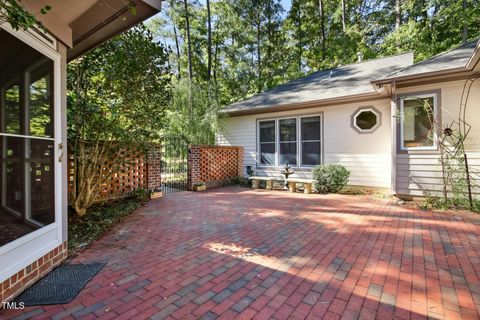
top-left (312, 164), bottom-right (350, 194)
top-left (420, 196), bottom-right (480, 212)
top-left (68, 197), bottom-right (147, 257)
top-left (227, 176), bottom-right (250, 187)
top-left (132, 188), bottom-right (150, 202)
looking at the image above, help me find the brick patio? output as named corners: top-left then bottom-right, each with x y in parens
top-left (3, 187), bottom-right (480, 320)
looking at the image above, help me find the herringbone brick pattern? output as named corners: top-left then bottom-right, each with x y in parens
top-left (3, 187), bottom-right (480, 319)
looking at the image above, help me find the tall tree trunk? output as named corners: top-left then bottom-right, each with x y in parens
top-left (341, 0), bottom-right (347, 32)
top-left (297, 2), bottom-right (302, 71)
top-left (170, 0), bottom-right (181, 79)
top-left (213, 40), bottom-right (218, 82)
top-left (319, 0), bottom-right (326, 60)
top-left (183, 0), bottom-right (193, 80)
top-left (206, 0), bottom-right (212, 80)
top-left (256, 14), bottom-right (261, 92)
top-left (395, 0), bottom-right (401, 30)
top-left (173, 24), bottom-right (181, 79)
top-left (462, 0), bottom-right (468, 44)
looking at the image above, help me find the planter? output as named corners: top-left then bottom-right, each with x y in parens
top-left (150, 191), bottom-right (163, 199)
top-left (194, 185), bottom-right (206, 191)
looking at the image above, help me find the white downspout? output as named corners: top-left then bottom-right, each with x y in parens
top-left (390, 81), bottom-right (397, 196)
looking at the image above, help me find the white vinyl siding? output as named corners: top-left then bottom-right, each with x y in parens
top-left (395, 80), bottom-right (480, 197)
top-left (217, 99), bottom-right (392, 188)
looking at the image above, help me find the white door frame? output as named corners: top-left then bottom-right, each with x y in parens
top-left (0, 24), bottom-right (63, 282)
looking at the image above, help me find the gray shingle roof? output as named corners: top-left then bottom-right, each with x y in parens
top-left (375, 40), bottom-right (479, 82)
top-left (225, 52), bottom-right (414, 113)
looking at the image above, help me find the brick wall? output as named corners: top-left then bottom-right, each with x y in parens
top-left (188, 145), bottom-right (244, 190)
top-left (0, 242), bottom-right (67, 304)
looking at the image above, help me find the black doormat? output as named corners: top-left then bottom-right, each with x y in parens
top-left (14, 263), bottom-right (105, 306)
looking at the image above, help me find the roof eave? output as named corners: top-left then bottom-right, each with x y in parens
top-left (67, 0), bottom-right (162, 61)
top-left (466, 42), bottom-right (480, 70)
top-left (225, 91), bottom-right (385, 117)
top-left (371, 66), bottom-right (468, 85)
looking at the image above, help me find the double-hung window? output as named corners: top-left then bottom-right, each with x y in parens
top-left (300, 116), bottom-right (322, 166)
top-left (258, 115), bottom-right (322, 167)
top-left (400, 93), bottom-right (437, 150)
top-left (259, 120), bottom-right (276, 165)
top-left (279, 118), bottom-right (297, 166)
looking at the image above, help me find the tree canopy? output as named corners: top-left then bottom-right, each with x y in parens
top-left (149, 0), bottom-right (480, 106)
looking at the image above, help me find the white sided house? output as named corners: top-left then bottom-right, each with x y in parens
top-left (218, 40), bottom-right (480, 198)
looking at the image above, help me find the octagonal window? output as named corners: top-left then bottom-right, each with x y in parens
top-left (352, 107), bottom-right (381, 133)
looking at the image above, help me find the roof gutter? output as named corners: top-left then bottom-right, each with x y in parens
top-left (225, 91), bottom-right (385, 117)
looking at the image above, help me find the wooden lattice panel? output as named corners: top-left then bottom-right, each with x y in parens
top-left (188, 145), bottom-right (243, 190)
top-left (98, 149), bottom-right (147, 200)
top-left (68, 147), bottom-right (154, 203)
top-left (200, 148), bottom-right (239, 182)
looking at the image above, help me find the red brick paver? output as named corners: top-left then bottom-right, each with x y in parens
top-left (2, 187), bottom-right (480, 319)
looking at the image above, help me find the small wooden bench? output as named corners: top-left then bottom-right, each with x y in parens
top-left (286, 178), bottom-right (318, 194)
top-left (248, 176), bottom-right (282, 190)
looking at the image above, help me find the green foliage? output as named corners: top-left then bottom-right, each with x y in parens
top-left (421, 196), bottom-right (480, 212)
top-left (148, 0), bottom-right (480, 107)
top-left (68, 198), bottom-right (145, 256)
top-left (68, 25), bottom-right (171, 148)
top-left (165, 79), bottom-right (224, 144)
top-left (0, 0), bottom-right (51, 30)
top-left (312, 164), bottom-right (350, 194)
top-left (226, 176), bottom-right (250, 187)
top-left (67, 25), bottom-right (171, 216)
top-left (132, 188), bottom-right (150, 202)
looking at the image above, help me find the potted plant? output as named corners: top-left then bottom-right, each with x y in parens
top-left (150, 187), bottom-right (163, 199)
top-left (193, 181), bottom-right (206, 191)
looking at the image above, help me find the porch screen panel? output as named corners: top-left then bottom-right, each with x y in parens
top-left (0, 30), bottom-right (55, 247)
top-left (259, 120), bottom-right (276, 165)
top-left (279, 118), bottom-right (297, 166)
top-left (301, 116), bottom-right (321, 166)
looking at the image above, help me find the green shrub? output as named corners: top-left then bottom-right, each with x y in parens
top-left (421, 196), bottom-right (480, 212)
top-left (226, 176), bottom-right (250, 187)
top-left (132, 188), bottom-right (150, 202)
top-left (312, 164), bottom-right (350, 194)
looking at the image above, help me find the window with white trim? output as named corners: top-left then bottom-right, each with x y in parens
top-left (300, 116), bottom-right (321, 166)
top-left (259, 120), bottom-right (276, 165)
top-left (400, 94), bottom-right (437, 150)
top-left (352, 107), bottom-right (380, 133)
top-left (279, 118), bottom-right (297, 166)
top-left (257, 115), bottom-right (322, 167)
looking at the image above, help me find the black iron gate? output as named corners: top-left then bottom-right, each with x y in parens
top-left (160, 136), bottom-right (189, 194)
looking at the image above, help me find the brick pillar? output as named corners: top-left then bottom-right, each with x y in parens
top-left (237, 146), bottom-right (244, 177)
top-left (147, 145), bottom-right (162, 191)
top-left (187, 145), bottom-right (201, 190)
